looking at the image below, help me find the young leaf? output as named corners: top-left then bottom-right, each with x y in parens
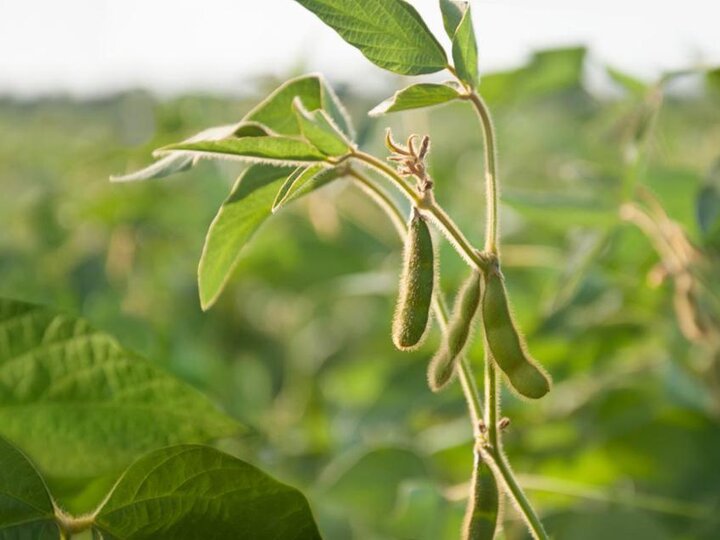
top-left (0, 435), bottom-right (58, 539)
top-left (0, 299), bottom-right (240, 479)
top-left (157, 136), bottom-right (327, 165)
top-left (110, 123), bottom-right (243, 183)
top-left (112, 74), bottom-right (355, 182)
top-left (440, 0), bottom-right (463, 35)
top-left (293, 98), bottom-right (353, 157)
top-left (295, 0), bottom-right (447, 75)
top-left (369, 83), bottom-right (461, 116)
top-left (245, 74), bottom-right (355, 140)
top-left (272, 164), bottom-right (348, 213)
top-left (94, 445), bottom-right (322, 540)
top-left (440, 1), bottom-right (479, 88)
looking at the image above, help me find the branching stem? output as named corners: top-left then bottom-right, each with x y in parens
top-left (465, 90), bottom-right (549, 540)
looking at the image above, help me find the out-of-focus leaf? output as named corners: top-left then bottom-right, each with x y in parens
top-left (293, 98), bottom-right (352, 157)
top-left (707, 68), bottom-right (720, 96)
top-left (697, 185), bottom-right (720, 238)
top-left (273, 164), bottom-right (349, 212)
top-left (0, 299), bottom-right (240, 479)
top-left (198, 165), bottom-right (294, 309)
top-left (607, 66), bottom-right (648, 96)
top-left (503, 190), bottom-right (617, 229)
top-left (319, 447), bottom-right (428, 521)
top-left (440, 1), bottom-right (478, 88)
top-left (481, 47), bottom-right (586, 104)
top-left (158, 136), bottom-right (327, 165)
top-left (94, 445), bottom-right (321, 540)
top-left (369, 83), bottom-right (461, 116)
top-left (644, 167), bottom-right (701, 236)
top-left (0, 436), bottom-right (58, 539)
top-left (294, 0), bottom-right (447, 75)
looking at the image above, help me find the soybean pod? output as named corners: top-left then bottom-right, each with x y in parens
top-left (482, 264), bottom-right (551, 399)
top-left (428, 270), bottom-right (482, 391)
top-left (392, 207), bottom-right (435, 350)
top-left (463, 447), bottom-right (501, 540)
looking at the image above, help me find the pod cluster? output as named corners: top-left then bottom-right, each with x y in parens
top-left (391, 211), bottom-right (550, 400)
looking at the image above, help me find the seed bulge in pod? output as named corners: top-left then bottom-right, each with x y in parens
top-left (482, 265), bottom-right (550, 399)
top-left (428, 270), bottom-right (481, 391)
top-left (392, 208), bottom-right (435, 351)
top-left (462, 448), bottom-right (501, 540)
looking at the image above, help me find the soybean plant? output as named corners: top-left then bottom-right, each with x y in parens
top-left (113, 1), bottom-right (555, 538)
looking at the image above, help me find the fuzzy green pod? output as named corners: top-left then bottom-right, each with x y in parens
top-left (462, 448), bottom-right (501, 540)
top-left (482, 265), bottom-right (551, 399)
top-left (392, 208), bottom-right (435, 350)
top-left (428, 270), bottom-right (481, 391)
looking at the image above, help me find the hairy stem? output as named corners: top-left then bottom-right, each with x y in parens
top-left (351, 151), bottom-right (488, 273)
top-left (467, 92), bottom-right (499, 255)
top-left (466, 90), bottom-right (549, 540)
top-left (349, 167), bottom-right (484, 434)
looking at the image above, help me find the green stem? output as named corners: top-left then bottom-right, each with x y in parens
top-left (349, 167), bottom-right (484, 434)
top-left (466, 92), bottom-right (499, 255)
top-left (466, 90), bottom-right (549, 540)
top-left (351, 151), bottom-right (488, 273)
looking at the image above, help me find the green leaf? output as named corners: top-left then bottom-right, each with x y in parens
top-left (319, 447), bottom-right (428, 522)
top-left (198, 165), bottom-right (293, 309)
top-left (707, 68), bottom-right (720, 97)
top-left (293, 98), bottom-right (353, 157)
top-left (439, 0), bottom-right (464, 36)
top-left (369, 83), bottom-right (461, 116)
top-left (480, 47), bottom-right (586, 105)
top-left (503, 190), bottom-right (617, 230)
top-left (272, 164), bottom-right (349, 213)
top-left (94, 445), bottom-right (321, 540)
top-left (0, 436), bottom-right (58, 539)
top-left (440, 1), bottom-right (479, 87)
top-left (245, 74), bottom-right (355, 140)
top-left (158, 136), bottom-right (327, 165)
top-left (199, 162), bottom-right (351, 309)
top-left (295, 0), bottom-right (447, 75)
top-left (112, 74), bottom-right (354, 182)
top-left (606, 66), bottom-right (648, 97)
top-left (0, 299), bottom-right (239, 479)
top-left (110, 123), bottom-right (242, 183)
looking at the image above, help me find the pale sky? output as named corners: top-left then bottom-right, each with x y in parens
top-left (1, 0), bottom-right (718, 97)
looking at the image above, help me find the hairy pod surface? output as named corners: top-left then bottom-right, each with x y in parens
top-left (482, 265), bottom-right (551, 399)
top-left (428, 270), bottom-right (482, 391)
top-left (462, 447), bottom-right (501, 540)
top-left (392, 208), bottom-right (435, 350)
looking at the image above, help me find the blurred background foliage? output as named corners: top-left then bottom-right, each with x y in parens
top-left (1, 47), bottom-right (719, 539)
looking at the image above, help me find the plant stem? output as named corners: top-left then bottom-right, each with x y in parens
top-left (466, 90), bottom-right (549, 540)
top-left (348, 167), bottom-right (484, 434)
top-left (351, 151), bottom-right (488, 273)
top-left (466, 92), bottom-right (499, 255)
